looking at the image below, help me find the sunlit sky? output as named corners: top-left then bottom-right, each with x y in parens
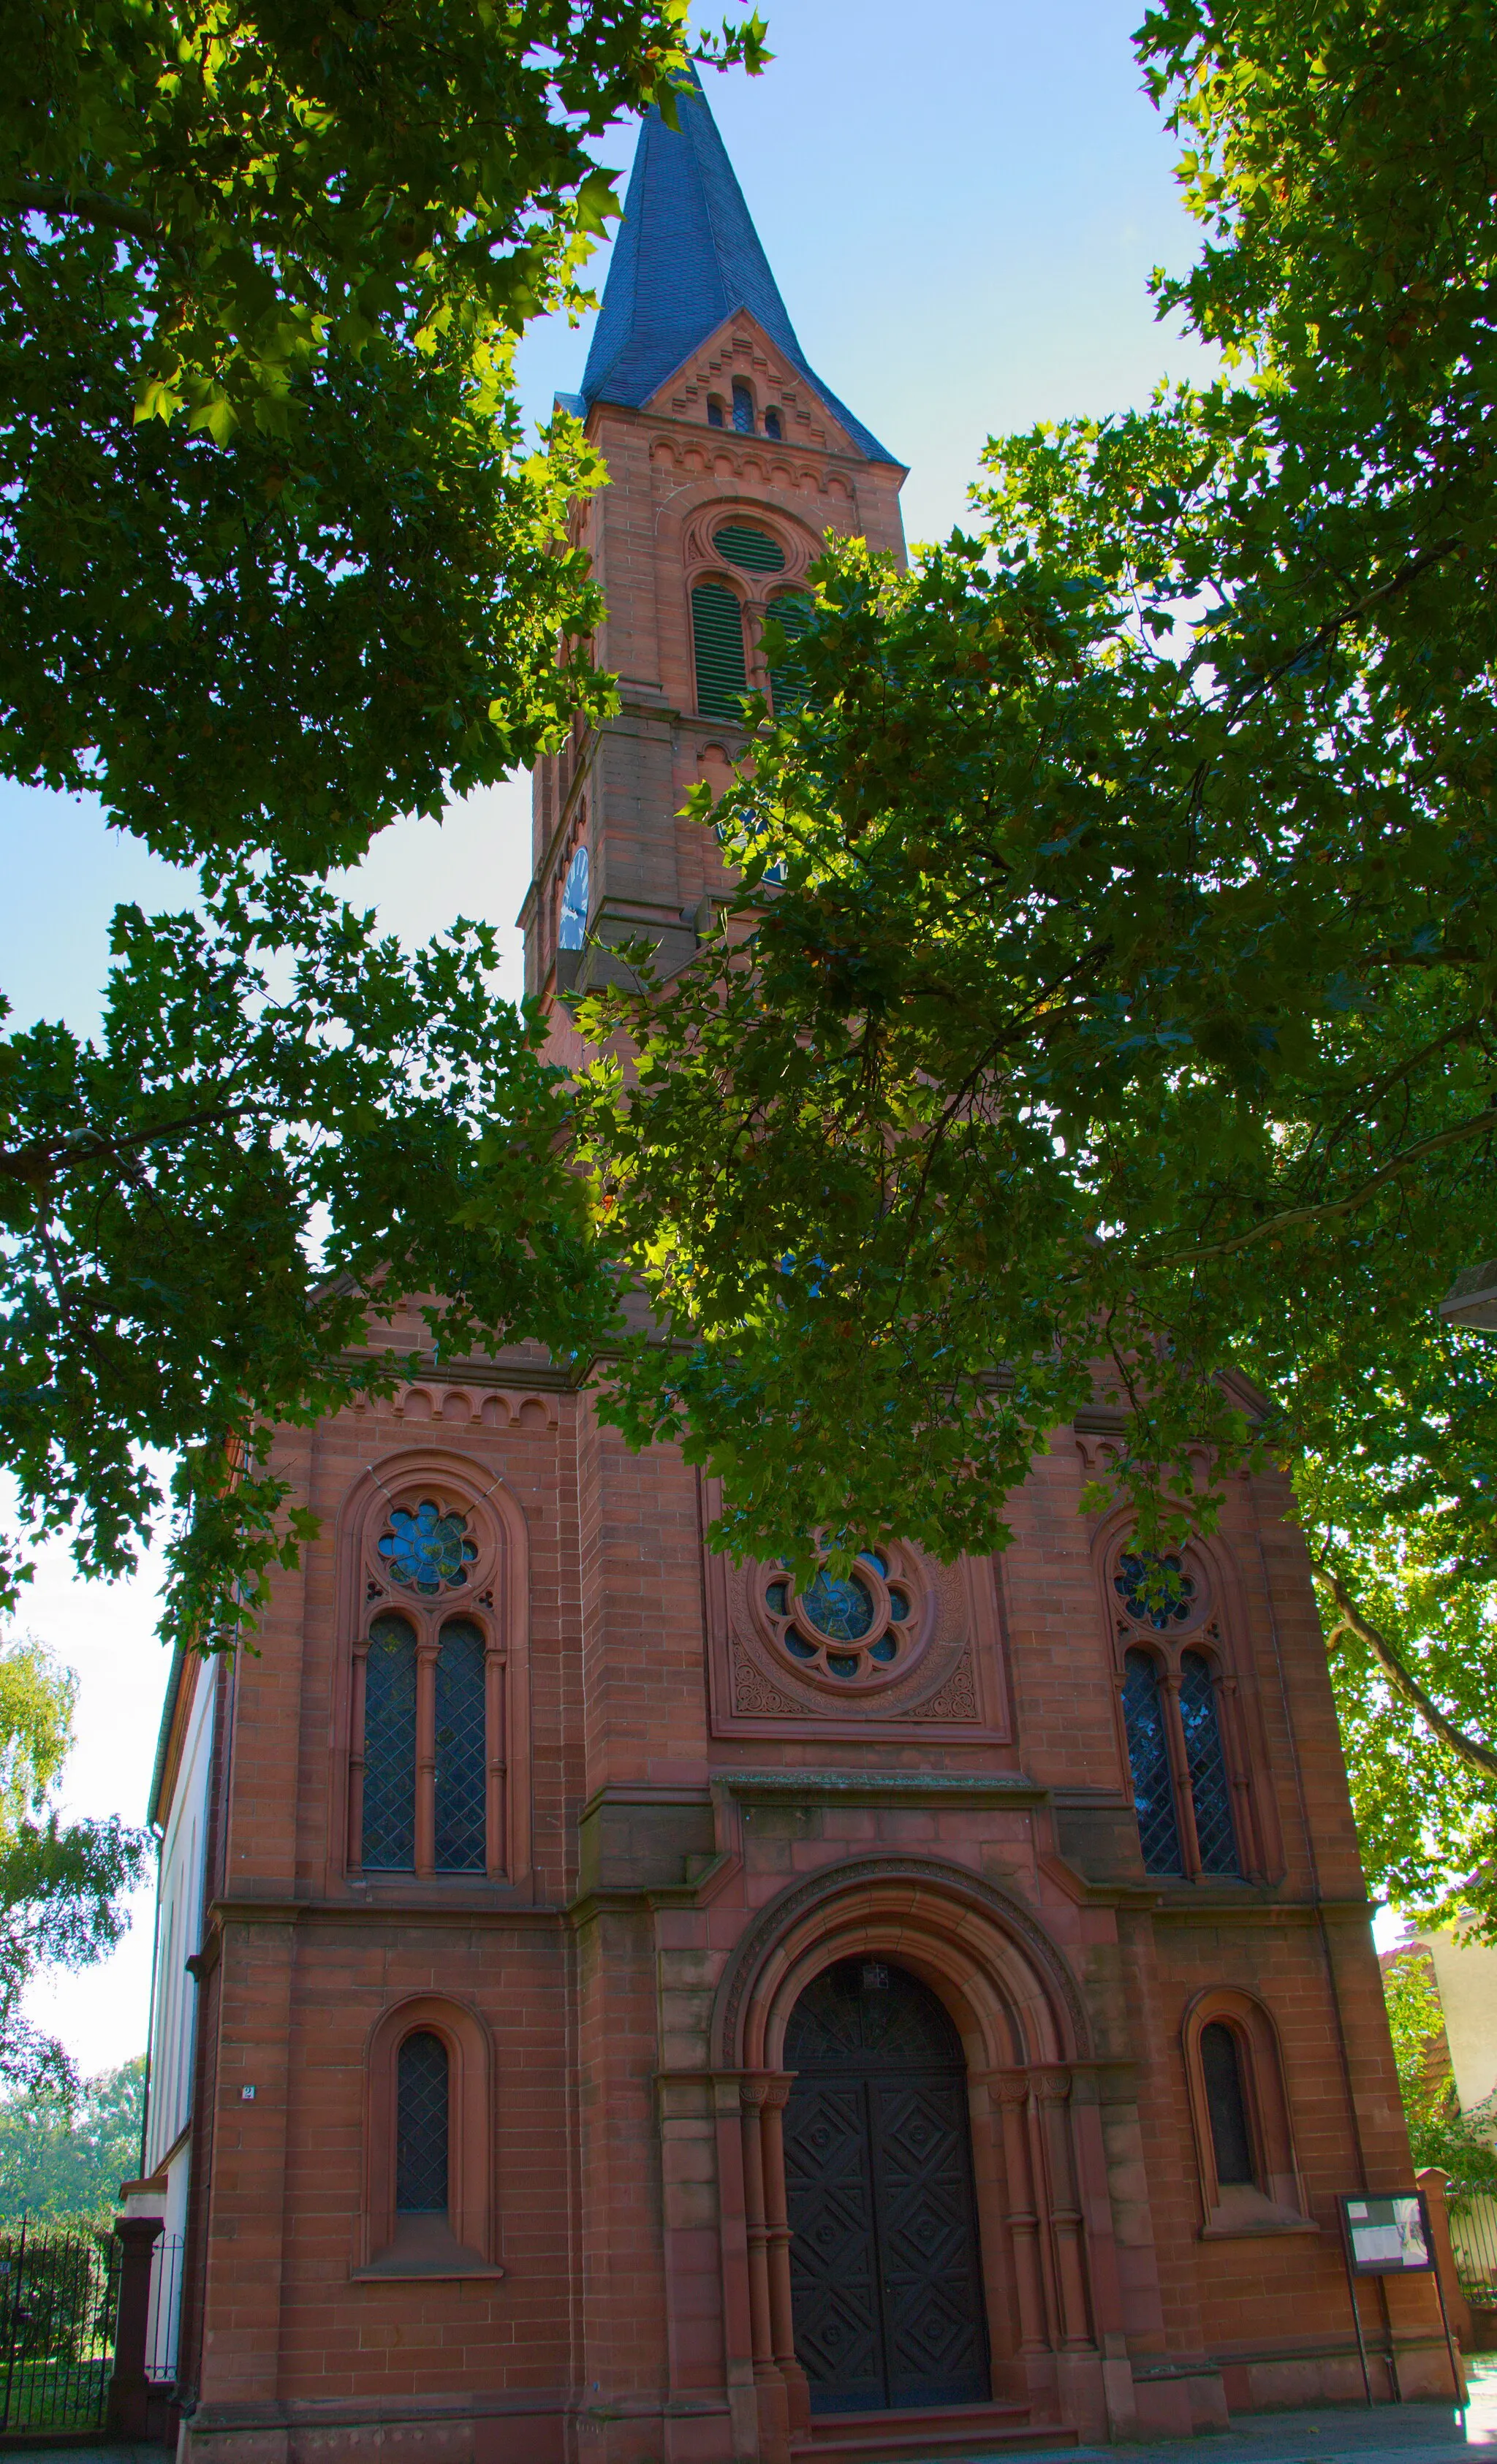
top-left (3, 0), bottom-right (1398, 2082)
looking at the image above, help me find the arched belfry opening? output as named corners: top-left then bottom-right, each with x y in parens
top-left (784, 1958), bottom-right (989, 2414)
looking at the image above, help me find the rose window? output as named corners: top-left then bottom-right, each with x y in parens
top-left (762, 1550), bottom-right (915, 1684)
top-left (379, 1500), bottom-right (477, 1595)
top-left (1115, 1549), bottom-right (1197, 1631)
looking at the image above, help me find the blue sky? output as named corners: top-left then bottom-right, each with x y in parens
top-left (5, 0), bottom-right (1261, 2078)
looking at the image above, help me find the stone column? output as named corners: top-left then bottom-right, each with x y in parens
top-left (1033, 2067), bottom-right (1092, 2349)
top-left (992, 2069), bottom-right (1050, 2354)
top-left (484, 1634), bottom-right (507, 1879)
top-left (107, 2215), bottom-right (164, 2438)
top-left (346, 1636), bottom-right (368, 1871)
top-left (759, 2077), bottom-right (811, 2432)
top-left (740, 2076), bottom-right (791, 2458)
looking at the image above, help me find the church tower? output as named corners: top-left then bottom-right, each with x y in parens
top-left (141, 67), bottom-right (1453, 2464)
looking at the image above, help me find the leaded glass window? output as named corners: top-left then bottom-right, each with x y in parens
top-left (1180, 1651), bottom-right (1241, 1876)
top-left (395, 2031), bottom-right (450, 2213)
top-left (764, 406), bottom-right (783, 440)
top-left (379, 1499), bottom-right (477, 1596)
top-left (691, 582), bottom-right (748, 718)
top-left (434, 1620), bottom-right (487, 1874)
top-left (732, 380), bottom-right (754, 433)
top-left (362, 1615), bottom-right (417, 1870)
top-left (1121, 1648), bottom-right (1183, 1875)
top-left (1200, 2021), bottom-right (1255, 2186)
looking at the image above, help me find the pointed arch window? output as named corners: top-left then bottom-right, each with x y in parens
top-left (355, 1602), bottom-right (495, 1879)
top-left (692, 582), bottom-right (748, 718)
top-left (1120, 1641), bottom-right (1241, 1882)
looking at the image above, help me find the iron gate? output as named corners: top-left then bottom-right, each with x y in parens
top-left (0, 2220), bottom-right (120, 2433)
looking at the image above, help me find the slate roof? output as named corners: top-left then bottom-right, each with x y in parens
top-left (567, 64), bottom-right (897, 465)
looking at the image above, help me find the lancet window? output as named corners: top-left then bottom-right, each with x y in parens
top-left (1110, 1542), bottom-right (1247, 1882)
top-left (349, 1486), bottom-right (509, 1882)
top-left (395, 2029), bottom-right (450, 2216)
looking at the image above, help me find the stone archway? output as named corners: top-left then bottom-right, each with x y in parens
top-left (710, 1857), bottom-right (1111, 2458)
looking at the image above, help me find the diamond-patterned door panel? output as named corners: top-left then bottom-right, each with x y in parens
top-left (784, 1961), bottom-right (990, 2417)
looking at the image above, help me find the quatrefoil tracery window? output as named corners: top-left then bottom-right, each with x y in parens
top-left (760, 1548), bottom-right (919, 1689)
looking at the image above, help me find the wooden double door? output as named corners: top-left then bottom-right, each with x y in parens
top-left (783, 1959), bottom-right (990, 2415)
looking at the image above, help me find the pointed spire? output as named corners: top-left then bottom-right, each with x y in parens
top-left (572, 65), bottom-right (895, 464)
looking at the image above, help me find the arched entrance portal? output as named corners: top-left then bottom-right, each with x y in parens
top-left (784, 1959), bottom-right (989, 2414)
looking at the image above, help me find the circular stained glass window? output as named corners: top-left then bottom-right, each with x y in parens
top-left (379, 1500), bottom-right (478, 1595)
top-left (1115, 1550), bottom-right (1197, 1630)
top-left (758, 1546), bottom-right (917, 1688)
top-left (802, 1570), bottom-right (875, 1640)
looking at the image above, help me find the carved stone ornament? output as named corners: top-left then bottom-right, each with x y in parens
top-left (724, 1540), bottom-right (981, 1725)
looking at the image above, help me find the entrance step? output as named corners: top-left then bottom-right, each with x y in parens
top-left (791, 2400), bottom-right (1079, 2464)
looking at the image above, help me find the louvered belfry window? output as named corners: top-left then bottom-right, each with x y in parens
top-left (713, 521), bottom-right (786, 574)
top-left (1121, 1649), bottom-right (1183, 1876)
top-left (691, 582), bottom-right (748, 718)
top-left (395, 2031), bottom-right (450, 2213)
top-left (434, 1621), bottom-right (488, 1872)
top-left (768, 592), bottom-right (813, 715)
top-left (362, 1615), bottom-right (417, 1870)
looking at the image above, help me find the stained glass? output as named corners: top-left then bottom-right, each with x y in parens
top-left (1200, 2023), bottom-right (1255, 2184)
top-left (859, 1552), bottom-right (887, 1576)
top-left (767, 1581), bottom-right (789, 1616)
top-left (558, 844), bottom-right (590, 951)
top-left (1180, 1651), bottom-right (1241, 1876)
top-left (732, 380), bottom-right (754, 433)
top-left (362, 1615), bottom-right (416, 1870)
top-left (827, 1653), bottom-right (859, 1678)
top-left (887, 1590), bottom-right (910, 1622)
top-left (434, 1620), bottom-right (487, 1872)
top-left (1115, 1551), bottom-right (1196, 1630)
top-left (1121, 1649), bottom-right (1183, 1875)
top-left (869, 1637), bottom-right (897, 1663)
top-left (786, 1630), bottom-right (816, 1659)
top-left (395, 2031), bottom-right (450, 2213)
top-left (803, 1570), bottom-right (874, 1640)
top-left (379, 1499), bottom-right (477, 1595)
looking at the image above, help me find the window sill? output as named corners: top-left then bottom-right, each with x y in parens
top-left (352, 2261), bottom-right (506, 2281)
top-left (1201, 2191), bottom-right (1319, 2240)
top-left (353, 2216), bottom-right (504, 2280)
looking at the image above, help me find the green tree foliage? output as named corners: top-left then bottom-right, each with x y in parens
top-left (1382, 1948), bottom-right (1497, 2196)
top-left (0, 2056), bottom-right (145, 2225)
top-left (0, 7), bottom-right (765, 1630)
top-left (572, 0), bottom-right (1497, 1909)
top-left (0, 1634), bottom-right (150, 2096)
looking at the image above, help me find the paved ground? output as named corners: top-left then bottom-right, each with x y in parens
top-left (4, 2367), bottom-right (1496, 2464)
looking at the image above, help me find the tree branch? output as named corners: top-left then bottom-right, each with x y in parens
top-left (1310, 1555), bottom-right (1497, 1782)
top-left (1, 179), bottom-right (162, 247)
top-left (0, 1098), bottom-right (256, 1187)
top-left (1133, 1105), bottom-right (1497, 1274)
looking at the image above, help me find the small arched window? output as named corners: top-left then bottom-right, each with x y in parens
top-left (395, 2030), bottom-right (450, 2216)
top-left (1121, 1649), bottom-right (1183, 1876)
top-left (707, 395), bottom-right (724, 427)
top-left (1200, 2021), bottom-right (1255, 2187)
top-left (691, 582), bottom-right (748, 718)
top-left (764, 406), bottom-right (783, 441)
top-left (362, 1614), bottom-right (417, 1871)
top-left (558, 843), bottom-right (589, 951)
top-left (732, 379), bottom-right (754, 433)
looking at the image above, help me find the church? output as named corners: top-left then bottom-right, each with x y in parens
top-left (136, 65), bottom-right (1450, 2464)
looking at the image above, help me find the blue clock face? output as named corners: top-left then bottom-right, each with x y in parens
top-left (558, 844), bottom-right (590, 950)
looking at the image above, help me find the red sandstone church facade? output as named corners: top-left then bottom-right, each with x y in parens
top-left (141, 69), bottom-right (1449, 2464)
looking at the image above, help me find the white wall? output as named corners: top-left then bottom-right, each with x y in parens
top-left (1419, 1925), bottom-right (1497, 2115)
top-left (144, 1659), bottom-right (215, 2186)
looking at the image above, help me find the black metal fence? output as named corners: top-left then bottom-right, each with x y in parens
top-left (145, 2233), bottom-right (184, 2391)
top-left (1449, 2191), bottom-right (1497, 2306)
top-left (0, 2220), bottom-right (119, 2434)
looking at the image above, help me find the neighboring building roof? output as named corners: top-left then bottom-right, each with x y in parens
top-left (575, 64), bottom-right (897, 465)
